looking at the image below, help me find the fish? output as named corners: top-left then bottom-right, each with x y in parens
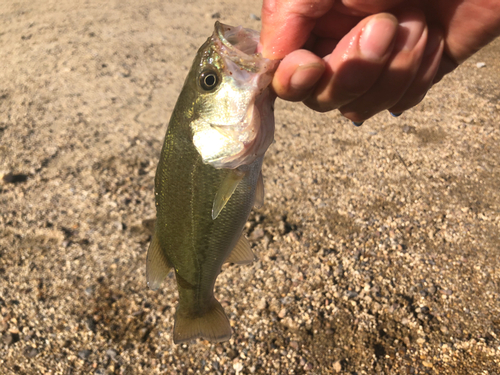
top-left (146, 22), bottom-right (278, 344)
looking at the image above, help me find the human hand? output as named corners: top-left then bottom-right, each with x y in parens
top-left (260, 0), bottom-right (500, 123)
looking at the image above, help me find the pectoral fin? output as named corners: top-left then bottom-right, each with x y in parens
top-left (254, 171), bottom-right (264, 209)
top-left (212, 169), bottom-right (246, 220)
top-left (225, 234), bottom-right (255, 265)
top-left (146, 231), bottom-right (171, 290)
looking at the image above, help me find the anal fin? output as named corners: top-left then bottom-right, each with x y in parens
top-left (225, 234), bottom-right (255, 265)
top-left (173, 298), bottom-right (231, 344)
top-left (212, 169), bottom-right (246, 220)
top-left (146, 230), bottom-right (171, 290)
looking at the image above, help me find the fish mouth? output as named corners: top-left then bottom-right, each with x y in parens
top-left (214, 21), bottom-right (275, 74)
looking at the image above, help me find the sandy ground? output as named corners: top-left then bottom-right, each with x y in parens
top-left (1, 0), bottom-right (500, 374)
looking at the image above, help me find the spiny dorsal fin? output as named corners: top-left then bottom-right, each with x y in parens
top-left (254, 171), bottom-right (264, 209)
top-left (173, 298), bottom-right (231, 344)
top-left (225, 234), bottom-right (255, 265)
top-left (146, 231), bottom-right (172, 290)
top-left (212, 169), bottom-right (246, 220)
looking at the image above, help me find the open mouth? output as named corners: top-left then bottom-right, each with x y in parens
top-left (216, 22), bottom-right (260, 55)
top-left (214, 22), bottom-right (275, 74)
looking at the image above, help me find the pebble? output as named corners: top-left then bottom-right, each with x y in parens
top-left (106, 349), bottom-right (117, 359)
top-left (78, 349), bottom-right (91, 360)
top-left (256, 297), bottom-right (267, 310)
top-left (233, 360), bottom-right (244, 374)
top-left (23, 346), bottom-right (38, 358)
top-left (422, 360), bottom-right (433, 368)
top-left (402, 125), bottom-right (416, 134)
top-left (333, 361), bottom-right (342, 373)
top-left (3, 332), bottom-right (19, 345)
top-left (250, 227), bottom-right (265, 241)
top-left (268, 299), bottom-right (280, 313)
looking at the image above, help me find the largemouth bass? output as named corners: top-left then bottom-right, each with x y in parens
top-left (147, 22), bottom-right (278, 344)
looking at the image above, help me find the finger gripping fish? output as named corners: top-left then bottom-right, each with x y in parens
top-left (146, 22), bottom-right (278, 344)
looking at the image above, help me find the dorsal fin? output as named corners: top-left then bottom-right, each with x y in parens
top-left (254, 171), bottom-right (264, 209)
top-left (225, 234), bottom-right (255, 265)
top-left (146, 231), bottom-right (172, 290)
top-left (212, 169), bottom-right (246, 220)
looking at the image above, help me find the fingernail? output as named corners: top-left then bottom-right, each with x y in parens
top-left (352, 121), bottom-right (364, 127)
top-left (424, 28), bottom-right (443, 56)
top-left (290, 63), bottom-right (324, 90)
top-left (390, 112), bottom-right (403, 117)
top-left (396, 17), bottom-right (425, 52)
top-left (360, 15), bottom-right (398, 61)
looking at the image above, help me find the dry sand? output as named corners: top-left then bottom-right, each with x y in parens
top-left (1, 0), bottom-right (499, 374)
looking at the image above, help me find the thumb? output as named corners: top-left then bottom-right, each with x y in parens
top-left (260, 0), bottom-right (334, 59)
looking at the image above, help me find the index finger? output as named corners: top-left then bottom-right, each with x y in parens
top-left (260, 0), bottom-right (335, 59)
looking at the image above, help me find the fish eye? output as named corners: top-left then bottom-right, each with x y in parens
top-left (199, 69), bottom-right (220, 91)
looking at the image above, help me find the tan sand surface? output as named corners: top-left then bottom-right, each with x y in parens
top-left (1, 1), bottom-right (499, 373)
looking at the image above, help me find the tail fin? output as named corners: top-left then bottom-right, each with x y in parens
top-left (173, 298), bottom-right (232, 344)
